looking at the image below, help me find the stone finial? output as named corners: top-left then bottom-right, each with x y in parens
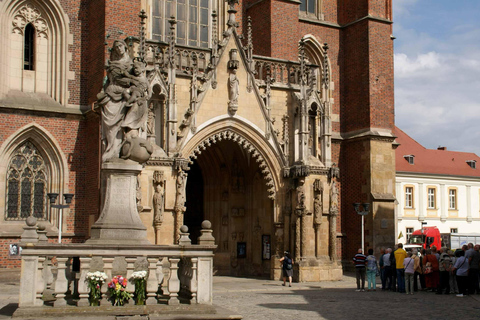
top-left (21, 216), bottom-right (39, 244)
top-left (37, 222), bottom-right (48, 243)
top-left (178, 225), bottom-right (191, 246)
top-left (197, 220), bottom-right (215, 245)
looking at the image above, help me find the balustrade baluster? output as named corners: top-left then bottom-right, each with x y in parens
top-left (35, 256), bottom-right (45, 306)
top-left (191, 257), bottom-right (198, 304)
top-left (125, 257), bottom-right (136, 302)
top-left (101, 257), bottom-right (114, 305)
top-left (146, 257), bottom-right (159, 305)
top-left (76, 257), bottom-right (91, 307)
top-left (54, 257), bottom-right (69, 306)
top-left (167, 257), bottom-right (180, 305)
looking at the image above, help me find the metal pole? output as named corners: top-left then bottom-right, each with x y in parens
top-left (58, 208), bottom-right (62, 243)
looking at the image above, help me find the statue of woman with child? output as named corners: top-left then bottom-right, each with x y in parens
top-left (97, 39), bottom-right (153, 163)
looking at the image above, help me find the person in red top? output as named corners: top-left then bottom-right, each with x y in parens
top-left (353, 249), bottom-right (367, 292)
top-left (423, 248), bottom-right (440, 291)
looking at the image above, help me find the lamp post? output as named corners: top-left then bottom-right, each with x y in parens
top-left (353, 203), bottom-right (370, 254)
top-left (47, 193), bottom-right (74, 243)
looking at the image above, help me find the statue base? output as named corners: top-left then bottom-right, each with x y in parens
top-left (87, 159), bottom-right (149, 245)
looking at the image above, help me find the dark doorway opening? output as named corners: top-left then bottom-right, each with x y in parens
top-left (184, 160), bottom-right (204, 244)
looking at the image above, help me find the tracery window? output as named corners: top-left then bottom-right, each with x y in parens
top-left (152, 0), bottom-right (210, 48)
top-left (24, 23), bottom-right (35, 70)
top-left (6, 142), bottom-right (47, 220)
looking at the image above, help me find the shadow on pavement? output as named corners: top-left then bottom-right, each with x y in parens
top-left (0, 303), bottom-right (18, 317)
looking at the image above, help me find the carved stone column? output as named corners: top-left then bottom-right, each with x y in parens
top-left (329, 211), bottom-right (338, 260)
top-left (146, 257), bottom-right (159, 305)
top-left (174, 169), bottom-right (187, 243)
top-left (54, 257), bottom-right (68, 307)
top-left (295, 209), bottom-right (302, 261)
top-left (168, 257), bottom-right (180, 305)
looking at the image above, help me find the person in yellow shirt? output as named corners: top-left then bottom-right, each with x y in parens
top-left (394, 243), bottom-right (407, 293)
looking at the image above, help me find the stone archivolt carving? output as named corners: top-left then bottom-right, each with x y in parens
top-left (189, 130), bottom-right (276, 200)
top-left (12, 4), bottom-right (48, 38)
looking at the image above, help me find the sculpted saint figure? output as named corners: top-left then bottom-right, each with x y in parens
top-left (97, 40), bottom-right (152, 163)
top-left (330, 180), bottom-right (339, 214)
top-left (153, 182), bottom-right (165, 224)
top-left (228, 69), bottom-right (239, 108)
top-left (314, 194), bottom-right (322, 225)
top-left (175, 170), bottom-right (187, 211)
top-left (98, 40), bottom-right (133, 162)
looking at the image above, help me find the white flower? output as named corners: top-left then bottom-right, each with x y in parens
top-left (131, 270), bottom-right (147, 280)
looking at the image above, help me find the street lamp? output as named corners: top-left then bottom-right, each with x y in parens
top-left (47, 193), bottom-right (74, 243)
top-left (353, 203), bottom-right (370, 254)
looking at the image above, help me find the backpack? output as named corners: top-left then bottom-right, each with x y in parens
top-left (285, 257), bottom-right (293, 270)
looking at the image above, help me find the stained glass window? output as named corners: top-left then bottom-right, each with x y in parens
top-left (6, 142), bottom-right (47, 220)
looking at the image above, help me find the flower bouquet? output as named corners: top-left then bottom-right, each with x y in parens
top-left (130, 270), bottom-right (147, 305)
top-left (107, 275), bottom-right (132, 306)
top-left (85, 271), bottom-right (107, 306)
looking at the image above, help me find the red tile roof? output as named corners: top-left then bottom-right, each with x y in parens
top-left (395, 127), bottom-right (480, 177)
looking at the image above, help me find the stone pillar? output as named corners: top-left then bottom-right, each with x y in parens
top-left (77, 257), bottom-right (91, 307)
top-left (54, 257), bottom-right (69, 307)
top-left (294, 209), bottom-right (303, 261)
top-left (467, 185), bottom-right (472, 222)
top-left (168, 257), bottom-right (180, 305)
top-left (146, 257), bottom-right (159, 305)
top-left (196, 257), bottom-right (213, 304)
top-left (19, 255), bottom-right (38, 307)
top-left (88, 160), bottom-right (149, 245)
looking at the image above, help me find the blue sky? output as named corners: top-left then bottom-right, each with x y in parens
top-left (393, 0), bottom-right (480, 155)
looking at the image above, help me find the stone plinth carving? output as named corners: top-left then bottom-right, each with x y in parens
top-left (88, 160), bottom-right (148, 244)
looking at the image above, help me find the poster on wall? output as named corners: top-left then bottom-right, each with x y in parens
top-left (262, 235), bottom-right (271, 260)
top-left (9, 244), bottom-right (21, 257)
top-left (237, 242), bottom-right (246, 258)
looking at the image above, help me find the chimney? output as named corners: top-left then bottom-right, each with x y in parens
top-left (437, 147), bottom-right (447, 151)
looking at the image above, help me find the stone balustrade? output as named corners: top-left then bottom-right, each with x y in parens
top-left (18, 224), bottom-right (216, 309)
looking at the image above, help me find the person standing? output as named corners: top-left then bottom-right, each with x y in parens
top-left (423, 248), bottom-right (439, 291)
top-left (382, 248), bottom-right (392, 291)
top-left (436, 247), bottom-right (451, 294)
top-left (379, 248), bottom-right (385, 290)
top-left (419, 248), bottom-right (427, 290)
top-left (394, 243), bottom-right (407, 293)
top-left (403, 252), bottom-right (415, 295)
top-left (366, 249), bottom-right (378, 291)
top-left (412, 249), bottom-right (421, 292)
top-left (448, 249), bottom-right (459, 294)
top-left (353, 248), bottom-right (367, 292)
top-left (279, 251), bottom-right (294, 287)
top-left (467, 244), bottom-right (480, 295)
top-left (453, 250), bottom-right (469, 297)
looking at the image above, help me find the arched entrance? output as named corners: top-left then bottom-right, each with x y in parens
top-left (184, 138), bottom-right (273, 277)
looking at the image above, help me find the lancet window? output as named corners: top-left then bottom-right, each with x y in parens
top-left (151, 0), bottom-right (210, 48)
top-left (24, 23), bottom-right (35, 70)
top-left (5, 141), bottom-right (47, 220)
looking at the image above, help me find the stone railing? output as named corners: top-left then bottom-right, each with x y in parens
top-left (252, 56), bottom-right (319, 87)
top-left (19, 223), bottom-right (216, 309)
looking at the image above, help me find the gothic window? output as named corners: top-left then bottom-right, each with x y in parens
top-left (152, 0), bottom-right (210, 48)
top-left (6, 141), bottom-right (47, 220)
top-left (300, 0), bottom-right (323, 20)
top-left (24, 24), bottom-right (35, 70)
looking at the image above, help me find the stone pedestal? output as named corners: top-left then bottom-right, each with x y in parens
top-left (88, 159), bottom-right (149, 244)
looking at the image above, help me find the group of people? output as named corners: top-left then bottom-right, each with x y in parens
top-left (353, 243), bottom-right (480, 297)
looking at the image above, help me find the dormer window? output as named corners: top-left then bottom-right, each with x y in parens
top-left (404, 155), bottom-right (414, 165)
top-left (466, 160), bottom-right (476, 169)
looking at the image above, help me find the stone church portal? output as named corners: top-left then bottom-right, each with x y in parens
top-left (185, 138), bottom-right (273, 277)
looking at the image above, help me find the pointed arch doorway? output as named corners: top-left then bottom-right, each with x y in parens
top-left (184, 138), bottom-right (273, 277)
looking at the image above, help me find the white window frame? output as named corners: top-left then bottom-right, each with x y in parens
top-left (406, 227), bottom-right (414, 242)
top-left (449, 189), bottom-right (457, 210)
top-left (405, 186), bottom-right (413, 208)
top-left (427, 188), bottom-right (436, 209)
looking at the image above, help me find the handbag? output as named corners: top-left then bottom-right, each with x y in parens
top-left (424, 262), bottom-right (433, 274)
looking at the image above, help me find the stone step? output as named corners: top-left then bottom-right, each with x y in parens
top-left (13, 304), bottom-right (242, 320)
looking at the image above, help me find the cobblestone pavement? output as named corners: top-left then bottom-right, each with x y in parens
top-left (1, 270), bottom-right (480, 319)
top-left (213, 274), bottom-right (480, 320)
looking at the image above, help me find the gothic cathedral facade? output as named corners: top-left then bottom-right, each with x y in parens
top-left (0, 0), bottom-right (396, 280)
